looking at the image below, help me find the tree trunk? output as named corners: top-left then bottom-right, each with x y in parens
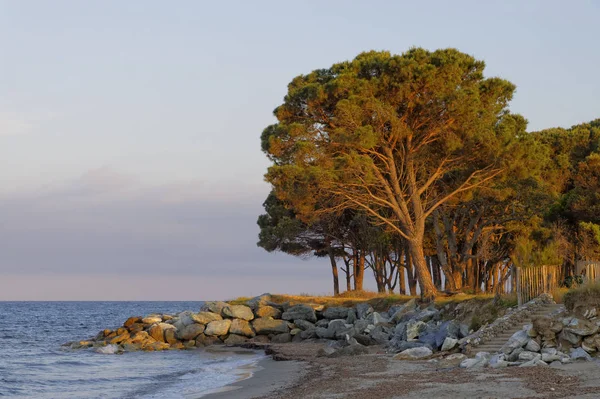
top-left (399, 267), bottom-right (406, 295)
top-left (356, 251), bottom-right (365, 291)
top-left (405, 244), bottom-right (418, 296)
top-left (327, 246), bottom-right (340, 296)
top-left (431, 256), bottom-right (442, 290)
top-left (407, 240), bottom-right (437, 301)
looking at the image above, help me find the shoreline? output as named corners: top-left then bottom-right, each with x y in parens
top-left (199, 356), bottom-right (306, 399)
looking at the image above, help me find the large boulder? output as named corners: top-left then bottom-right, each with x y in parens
top-left (564, 318), bottom-right (599, 337)
top-left (323, 307), bottom-right (350, 320)
top-left (192, 312), bottom-right (223, 324)
top-left (148, 323), bottom-right (176, 343)
top-left (281, 304), bottom-right (317, 323)
top-left (394, 346), bottom-right (433, 360)
top-left (255, 305), bottom-right (281, 319)
top-left (500, 329), bottom-right (530, 354)
top-left (222, 305), bottom-right (254, 321)
top-left (252, 318), bottom-right (290, 335)
top-left (441, 337), bottom-right (458, 351)
top-left (316, 319), bottom-right (353, 340)
top-left (245, 293), bottom-right (272, 310)
top-left (229, 319), bottom-right (255, 338)
top-left (124, 316), bottom-right (142, 328)
top-left (389, 299), bottom-right (417, 323)
top-left (142, 315), bottom-right (162, 324)
top-left (177, 323), bottom-right (205, 340)
top-left (224, 334), bottom-right (248, 346)
top-left (406, 320), bottom-right (427, 341)
top-left (201, 301), bottom-right (229, 315)
top-left (172, 311), bottom-right (197, 331)
top-left (205, 319), bottom-right (232, 336)
top-left (294, 319), bottom-right (315, 331)
top-left (356, 303), bottom-right (374, 319)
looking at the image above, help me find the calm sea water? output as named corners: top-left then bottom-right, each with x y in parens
top-left (0, 302), bottom-right (264, 399)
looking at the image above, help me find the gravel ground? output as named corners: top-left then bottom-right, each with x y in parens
top-left (249, 343), bottom-right (600, 399)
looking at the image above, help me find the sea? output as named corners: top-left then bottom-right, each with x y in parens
top-left (0, 301), bottom-right (265, 399)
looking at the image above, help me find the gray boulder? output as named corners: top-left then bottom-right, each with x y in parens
top-left (323, 307), bottom-right (350, 320)
top-left (245, 293), bottom-right (272, 310)
top-left (391, 340), bottom-right (430, 353)
top-left (518, 351), bottom-right (541, 362)
top-left (316, 319), bottom-right (353, 340)
top-left (177, 323), bottom-right (205, 340)
top-left (371, 312), bottom-right (389, 325)
top-left (316, 319), bottom-right (330, 328)
top-left (281, 304), bottom-right (317, 323)
top-left (406, 320), bottom-right (427, 341)
top-left (201, 301), bottom-right (229, 315)
top-left (224, 334), bottom-right (248, 346)
top-left (354, 319), bottom-right (369, 334)
top-left (524, 339), bottom-right (541, 352)
top-left (294, 319), bottom-right (315, 331)
top-left (356, 303), bottom-right (374, 319)
top-left (441, 337), bottom-right (458, 351)
top-left (500, 329), bottom-right (530, 354)
top-left (565, 318), bottom-right (599, 336)
top-left (346, 309), bottom-right (357, 325)
top-left (570, 347), bottom-right (592, 361)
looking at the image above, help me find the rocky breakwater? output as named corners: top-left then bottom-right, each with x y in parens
top-left (66, 294), bottom-right (476, 357)
top-left (458, 297), bottom-right (600, 369)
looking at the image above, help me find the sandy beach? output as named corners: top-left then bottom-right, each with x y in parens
top-left (203, 343), bottom-right (600, 399)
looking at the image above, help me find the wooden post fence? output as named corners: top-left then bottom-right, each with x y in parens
top-left (515, 264), bottom-right (559, 306)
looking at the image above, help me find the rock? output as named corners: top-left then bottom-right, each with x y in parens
top-left (255, 305), bottom-right (281, 319)
top-left (459, 323), bottom-right (471, 338)
top-left (354, 334), bottom-right (376, 346)
top-left (565, 318), bottom-right (599, 336)
top-left (317, 346), bottom-right (336, 357)
top-left (328, 343), bottom-right (369, 357)
top-left (245, 293), bottom-right (272, 310)
top-left (570, 347), bottom-right (592, 361)
top-left (195, 334), bottom-right (221, 347)
top-left (488, 354), bottom-right (508, 369)
top-left (201, 301), bottom-right (229, 315)
top-left (415, 308), bottom-right (438, 322)
top-left (316, 319), bottom-right (353, 340)
top-left (222, 305), bottom-right (254, 321)
top-left (519, 358), bottom-right (548, 367)
top-left (460, 354), bottom-right (489, 369)
top-left (224, 334), bottom-right (248, 346)
top-left (177, 323), bottom-right (205, 341)
top-left (394, 341), bottom-right (431, 353)
top-left (299, 328), bottom-right (317, 340)
top-left (370, 330), bottom-right (390, 345)
top-left (518, 351), bottom-right (541, 362)
top-left (525, 339), bottom-right (541, 352)
top-left (372, 312), bottom-right (389, 325)
top-left (293, 319), bottom-right (315, 331)
top-left (192, 312), bottom-right (223, 324)
top-left (441, 337), bottom-right (458, 351)
top-left (96, 344), bottom-right (121, 354)
top-left (164, 329), bottom-right (179, 345)
top-left (582, 335), bottom-right (600, 352)
top-left (142, 316), bottom-right (162, 324)
top-left (323, 307), bottom-right (350, 320)
top-left (252, 318), bottom-right (290, 335)
top-left (346, 309), bottom-right (357, 325)
top-left (229, 319), bottom-right (255, 338)
top-left (290, 328), bottom-right (302, 336)
top-left (394, 346), bottom-right (433, 360)
top-left (406, 320), bottom-right (427, 341)
top-left (354, 319), bottom-right (369, 333)
top-left (281, 304), bottom-right (317, 323)
top-left (148, 323), bottom-right (176, 343)
top-left (271, 333), bottom-right (292, 343)
top-left (356, 303), bottom-right (374, 319)
top-left (205, 320), bottom-right (232, 336)
top-left (124, 316), bottom-right (142, 328)
top-left (109, 332), bottom-right (131, 345)
top-left (507, 348), bottom-right (524, 362)
top-left (542, 353), bottom-right (562, 363)
top-left (128, 323), bottom-right (145, 334)
top-left (501, 329), bottom-right (530, 354)
top-left (438, 353), bottom-right (467, 367)
top-left (559, 329), bottom-right (581, 346)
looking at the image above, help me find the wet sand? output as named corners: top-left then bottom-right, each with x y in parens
top-left (202, 343), bottom-right (600, 399)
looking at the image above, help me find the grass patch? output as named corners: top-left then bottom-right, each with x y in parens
top-left (563, 281), bottom-right (600, 312)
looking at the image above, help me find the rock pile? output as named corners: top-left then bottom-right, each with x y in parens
top-left (67, 293), bottom-right (473, 356)
top-left (458, 301), bottom-right (600, 368)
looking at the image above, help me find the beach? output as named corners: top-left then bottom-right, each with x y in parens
top-left (205, 342), bottom-right (600, 399)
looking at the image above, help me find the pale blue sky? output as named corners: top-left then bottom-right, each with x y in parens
top-left (0, 1), bottom-right (599, 299)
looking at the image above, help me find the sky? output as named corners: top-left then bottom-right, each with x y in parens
top-left (1, 0), bottom-right (599, 300)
